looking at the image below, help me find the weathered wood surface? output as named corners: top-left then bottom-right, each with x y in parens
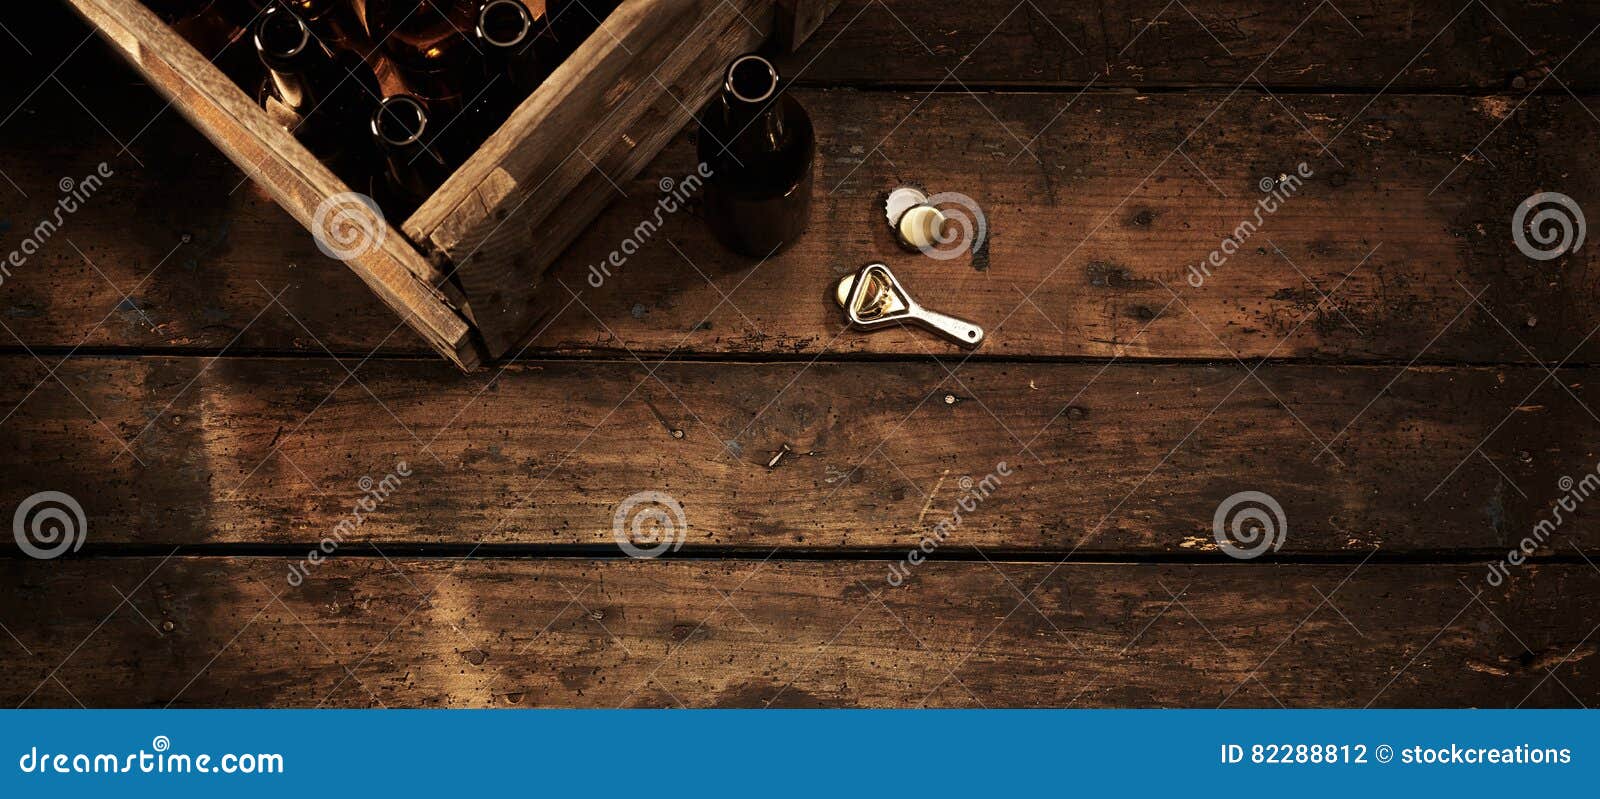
top-left (4, 0), bottom-right (1596, 713)
top-left (526, 90), bottom-right (1599, 361)
top-left (57, 0), bottom-right (482, 369)
top-left (784, 0), bottom-right (1600, 91)
top-left (0, 66), bottom-right (437, 356)
top-left (7, 86), bottom-right (1595, 362)
top-left (775, 0), bottom-right (842, 52)
top-left (407, 0), bottom-right (773, 358)
top-left (5, 558), bottom-right (1596, 708)
top-left (5, 354), bottom-right (1595, 553)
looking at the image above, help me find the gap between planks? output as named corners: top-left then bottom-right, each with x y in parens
top-left (9, 347), bottom-right (1600, 370)
top-left (15, 544), bottom-right (1599, 564)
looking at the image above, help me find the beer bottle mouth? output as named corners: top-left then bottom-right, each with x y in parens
top-left (477, 0), bottom-right (533, 48)
top-left (373, 95), bottom-right (430, 148)
top-left (282, 0), bottom-right (331, 22)
top-left (726, 54), bottom-right (778, 105)
top-left (254, 5), bottom-right (312, 62)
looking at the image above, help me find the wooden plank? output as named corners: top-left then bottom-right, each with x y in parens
top-left (449, 89), bottom-right (1600, 362)
top-left (775, 0), bottom-right (842, 52)
top-left (0, 52), bottom-right (433, 356)
top-left (10, 89), bottom-right (1596, 362)
top-left (405, 0), bottom-right (774, 357)
top-left (59, 0), bottom-right (483, 369)
top-left (5, 557), bottom-right (1595, 707)
top-left (5, 354), bottom-right (1597, 553)
top-left (783, 0), bottom-right (1600, 90)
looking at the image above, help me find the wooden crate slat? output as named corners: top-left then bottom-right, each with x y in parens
top-left (404, 0), bottom-right (773, 357)
top-left (62, 0), bottom-right (483, 369)
top-left (6, 354), bottom-right (1595, 554)
top-left (60, 0), bottom-right (841, 368)
top-left (774, 0), bottom-right (842, 52)
top-left (6, 557), bottom-right (1594, 707)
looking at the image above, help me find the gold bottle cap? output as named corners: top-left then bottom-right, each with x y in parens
top-left (897, 205), bottom-right (947, 249)
top-left (885, 186), bottom-right (950, 250)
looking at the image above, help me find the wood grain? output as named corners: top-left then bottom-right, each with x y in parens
top-left (9, 89), bottom-right (1595, 362)
top-left (406, 0), bottom-right (773, 357)
top-left (783, 0), bottom-right (1600, 91)
top-left (5, 557), bottom-right (1595, 707)
top-left (775, 0), bottom-right (842, 52)
top-left (527, 90), bottom-right (1600, 362)
top-left (4, 0), bottom-right (1597, 715)
top-left (0, 58), bottom-right (434, 356)
top-left (4, 354), bottom-right (1595, 554)
top-left (58, 0), bottom-right (482, 369)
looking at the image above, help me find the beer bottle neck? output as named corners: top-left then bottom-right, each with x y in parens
top-left (715, 55), bottom-right (788, 159)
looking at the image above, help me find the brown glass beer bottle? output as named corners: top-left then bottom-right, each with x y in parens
top-left (253, 4), bottom-right (380, 181)
top-left (697, 53), bottom-right (815, 257)
top-left (370, 94), bottom-right (453, 212)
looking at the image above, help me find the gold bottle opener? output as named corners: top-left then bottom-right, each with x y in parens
top-left (834, 263), bottom-right (985, 347)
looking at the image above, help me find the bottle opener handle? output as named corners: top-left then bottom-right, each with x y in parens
top-left (834, 263), bottom-right (986, 348)
top-left (907, 303), bottom-right (985, 347)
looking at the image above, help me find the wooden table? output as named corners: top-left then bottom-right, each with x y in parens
top-left (2, 0), bottom-right (1598, 707)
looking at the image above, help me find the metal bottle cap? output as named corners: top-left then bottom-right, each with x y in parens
top-left (885, 186), bottom-right (949, 250)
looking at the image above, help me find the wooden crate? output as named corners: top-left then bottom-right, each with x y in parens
top-left (64, 0), bottom-right (840, 369)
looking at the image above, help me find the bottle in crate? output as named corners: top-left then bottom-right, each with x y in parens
top-left (253, 4), bottom-right (381, 183)
top-left (545, 0), bottom-right (617, 61)
top-left (219, 1), bottom-right (356, 43)
top-left (145, 0), bottom-right (239, 60)
top-left (476, 0), bottom-right (555, 98)
top-left (445, 0), bottom-right (560, 152)
top-left (370, 94), bottom-right (453, 213)
top-left (354, 0), bottom-right (492, 159)
top-left (353, 0), bottom-right (482, 75)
